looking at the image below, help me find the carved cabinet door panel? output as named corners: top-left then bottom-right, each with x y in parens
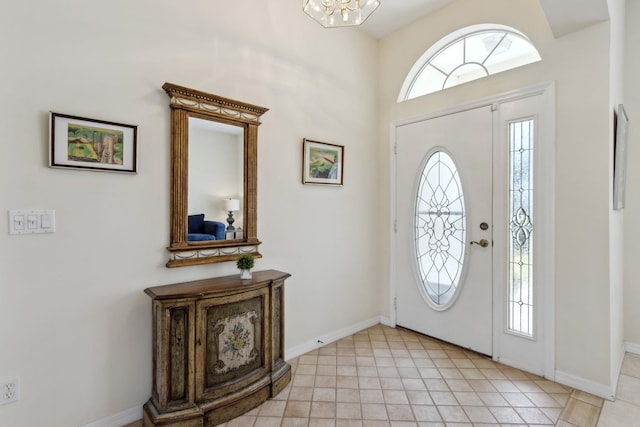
top-left (194, 287), bottom-right (270, 402)
top-left (152, 299), bottom-right (197, 411)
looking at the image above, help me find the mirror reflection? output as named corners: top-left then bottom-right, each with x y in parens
top-left (187, 117), bottom-right (244, 242)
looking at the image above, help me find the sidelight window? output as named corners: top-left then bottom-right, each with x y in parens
top-left (508, 119), bottom-right (535, 336)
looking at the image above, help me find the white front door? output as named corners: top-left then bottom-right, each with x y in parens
top-left (391, 84), bottom-right (555, 378)
top-left (394, 106), bottom-right (494, 356)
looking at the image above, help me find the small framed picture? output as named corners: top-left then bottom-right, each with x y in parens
top-left (302, 138), bottom-right (344, 185)
top-left (50, 112), bottom-right (138, 173)
top-left (613, 104), bottom-right (629, 210)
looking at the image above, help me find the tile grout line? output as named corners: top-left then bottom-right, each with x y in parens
top-left (280, 325), bottom-right (588, 426)
top-left (132, 324), bottom-right (606, 426)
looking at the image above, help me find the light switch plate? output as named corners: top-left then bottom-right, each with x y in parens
top-left (9, 210), bottom-right (56, 234)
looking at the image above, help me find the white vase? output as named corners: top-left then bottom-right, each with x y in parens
top-left (240, 269), bottom-right (252, 280)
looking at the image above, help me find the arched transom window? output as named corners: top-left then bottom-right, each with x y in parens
top-left (398, 24), bottom-right (541, 101)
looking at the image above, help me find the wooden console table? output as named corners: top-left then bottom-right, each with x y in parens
top-left (143, 270), bottom-right (291, 426)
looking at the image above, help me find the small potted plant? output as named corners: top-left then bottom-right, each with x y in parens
top-left (236, 253), bottom-right (255, 279)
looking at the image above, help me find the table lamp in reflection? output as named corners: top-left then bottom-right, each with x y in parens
top-left (222, 198), bottom-right (240, 231)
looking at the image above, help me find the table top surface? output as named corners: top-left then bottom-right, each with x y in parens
top-left (145, 269), bottom-right (291, 300)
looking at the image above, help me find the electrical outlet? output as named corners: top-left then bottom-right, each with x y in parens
top-left (0, 378), bottom-right (20, 405)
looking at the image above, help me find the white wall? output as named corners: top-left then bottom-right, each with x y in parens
top-left (0, 1), bottom-right (379, 426)
top-left (378, 0), bottom-right (616, 390)
top-left (624, 0), bottom-right (640, 348)
top-left (607, 0), bottom-right (626, 391)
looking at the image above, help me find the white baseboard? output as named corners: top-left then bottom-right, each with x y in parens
top-left (379, 316), bottom-right (394, 327)
top-left (625, 341), bottom-right (640, 355)
top-left (285, 316), bottom-right (383, 361)
top-left (82, 404), bottom-right (142, 427)
top-left (555, 370), bottom-right (615, 401)
top-left (85, 317), bottom-right (387, 427)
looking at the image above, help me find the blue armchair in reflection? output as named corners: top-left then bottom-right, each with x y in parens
top-left (187, 214), bottom-right (226, 242)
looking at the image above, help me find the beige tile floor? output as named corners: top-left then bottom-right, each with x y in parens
top-left (129, 324), bottom-right (607, 426)
top-left (596, 353), bottom-right (640, 426)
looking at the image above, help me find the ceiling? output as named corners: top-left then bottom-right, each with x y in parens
top-left (358, 0), bottom-right (610, 39)
top-left (359, 0), bottom-right (455, 39)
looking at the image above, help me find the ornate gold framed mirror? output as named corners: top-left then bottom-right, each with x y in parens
top-left (163, 83), bottom-right (268, 267)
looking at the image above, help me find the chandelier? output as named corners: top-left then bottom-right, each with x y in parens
top-left (303, 0), bottom-right (381, 28)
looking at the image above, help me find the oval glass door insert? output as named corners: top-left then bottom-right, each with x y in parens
top-left (415, 150), bottom-right (466, 307)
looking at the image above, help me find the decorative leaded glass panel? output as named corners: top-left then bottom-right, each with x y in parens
top-left (415, 151), bottom-right (466, 307)
top-left (508, 119), bottom-right (534, 336)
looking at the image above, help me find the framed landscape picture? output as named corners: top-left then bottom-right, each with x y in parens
top-left (50, 112), bottom-right (138, 173)
top-left (302, 138), bottom-right (344, 185)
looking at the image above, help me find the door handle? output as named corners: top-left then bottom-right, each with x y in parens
top-left (470, 239), bottom-right (490, 248)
